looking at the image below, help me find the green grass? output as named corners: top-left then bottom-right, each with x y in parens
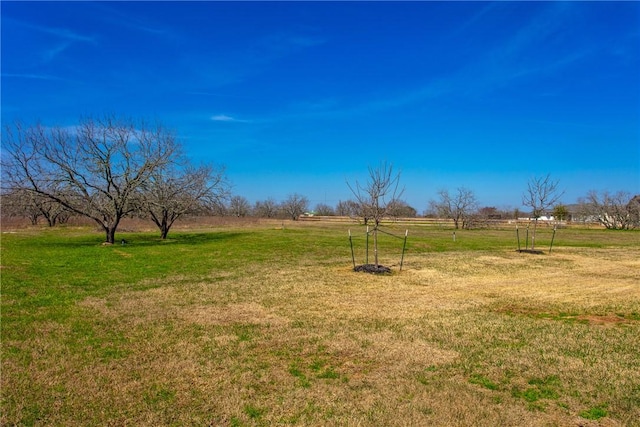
top-left (1, 221), bottom-right (639, 426)
top-left (580, 404), bottom-right (609, 420)
top-left (469, 374), bottom-right (499, 391)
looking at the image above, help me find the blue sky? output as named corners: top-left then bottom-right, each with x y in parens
top-left (2, 1), bottom-right (639, 212)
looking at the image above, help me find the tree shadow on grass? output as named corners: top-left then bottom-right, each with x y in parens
top-left (154, 232), bottom-right (245, 246)
top-left (36, 231), bottom-right (245, 248)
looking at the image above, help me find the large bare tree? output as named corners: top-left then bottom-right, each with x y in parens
top-left (387, 200), bottom-right (417, 219)
top-left (335, 200), bottom-right (360, 217)
top-left (2, 116), bottom-right (177, 243)
top-left (228, 195), bottom-right (251, 218)
top-left (348, 162), bottom-right (403, 268)
top-left (139, 162), bottom-right (229, 239)
top-left (253, 198), bottom-right (279, 218)
top-left (313, 203), bottom-right (335, 216)
top-left (578, 190), bottom-right (639, 230)
top-left (1, 189), bottom-right (70, 226)
top-left (522, 174), bottom-right (564, 250)
top-left (428, 187), bottom-right (478, 229)
top-left (281, 193), bottom-right (309, 220)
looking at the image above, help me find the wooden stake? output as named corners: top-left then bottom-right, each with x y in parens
top-left (349, 229), bottom-right (356, 269)
top-left (549, 225), bottom-right (557, 254)
top-left (400, 230), bottom-right (408, 271)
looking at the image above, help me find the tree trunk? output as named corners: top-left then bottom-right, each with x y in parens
top-left (105, 227), bottom-right (116, 244)
top-left (160, 216), bottom-right (175, 239)
top-left (101, 218), bottom-right (121, 244)
top-left (29, 214), bottom-right (40, 225)
top-left (373, 226), bottom-right (379, 267)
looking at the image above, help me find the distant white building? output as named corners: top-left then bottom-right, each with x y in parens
top-left (518, 216), bottom-right (555, 221)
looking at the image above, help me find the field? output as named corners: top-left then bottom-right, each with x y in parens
top-left (1, 219), bottom-right (639, 426)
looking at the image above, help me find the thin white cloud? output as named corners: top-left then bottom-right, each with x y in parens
top-left (189, 32), bottom-right (326, 90)
top-left (449, 2), bottom-right (503, 39)
top-left (43, 42), bottom-right (72, 62)
top-left (2, 73), bottom-right (67, 81)
top-left (257, 33), bottom-right (326, 56)
top-left (90, 3), bottom-right (171, 37)
top-left (288, 35), bottom-right (326, 48)
top-left (211, 114), bottom-right (250, 123)
top-left (7, 17), bottom-right (97, 63)
top-left (274, 3), bottom-right (591, 121)
top-left (19, 20), bottom-right (97, 44)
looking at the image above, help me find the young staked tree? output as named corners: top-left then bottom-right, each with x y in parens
top-left (348, 162), bottom-right (404, 268)
top-left (1, 117), bottom-right (177, 243)
top-left (522, 174), bottom-right (564, 250)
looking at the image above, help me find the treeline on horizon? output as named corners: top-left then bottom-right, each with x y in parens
top-left (2, 116), bottom-right (639, 242)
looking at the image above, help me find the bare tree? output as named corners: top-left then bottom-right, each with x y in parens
top-left (281, 193), bottom-right (309, 220)
top-left (253, 198), bottom-right (279, 218)
top-left (335, 199), bottom-right (365, 220)
top-left (578, 190), bottom-right (639, 230)
top-left (629, 195), bottom-right (640, 228)
top-left (1, 189), bottom-right (44, 225)
top-left (335, 200), bottom-right (354, 217)
top-left (29, 192), bottom-right (72, 227)
top-left (347, 162), bottom-right (404, 268)
top-left (314, 203), bottom-right (335, 216)
top-left (228, 195), bottom-right (251, 217)
top-left (1, 117), bottom-right (177, 243)
top-left (140, 162), bottom-right (228, 239)
top-left (522, 174), bottom-right (564, 249)
top-left (467, 206), bottom-right (502, 229)
top-left (208, 199), bottom-right (229, 216)
top-left (387, 200), bottom-right (417, 219)
top-left (429, 187), bottom-right (478, 229)
top-left (477, 206), bottom-right (501, 219)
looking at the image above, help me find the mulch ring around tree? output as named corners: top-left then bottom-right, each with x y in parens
top-left (516, 249), bottom-right (545, 255)
top-left (354, 264), bottom-right (392, 274)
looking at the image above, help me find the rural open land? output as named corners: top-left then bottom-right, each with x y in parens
top-left (1, 218), bottom-right (639, 426)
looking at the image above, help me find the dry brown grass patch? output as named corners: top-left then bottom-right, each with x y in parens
top-left (7, 242), bottom-right (639, 426)
top-left (182, 302), bottom-right (290, 327)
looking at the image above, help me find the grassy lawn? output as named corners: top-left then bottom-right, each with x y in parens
top-left (1, 220), bottom-right (639, 426)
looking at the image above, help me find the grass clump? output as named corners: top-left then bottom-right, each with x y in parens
top-left (289, 362), bottom-right (312, 388)
top-left (580, 404), bottom-right (608, 420)
top-left (244, 404), bottom-right (265, 419)
top-left (469, 374), bottom-right (499, 391)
